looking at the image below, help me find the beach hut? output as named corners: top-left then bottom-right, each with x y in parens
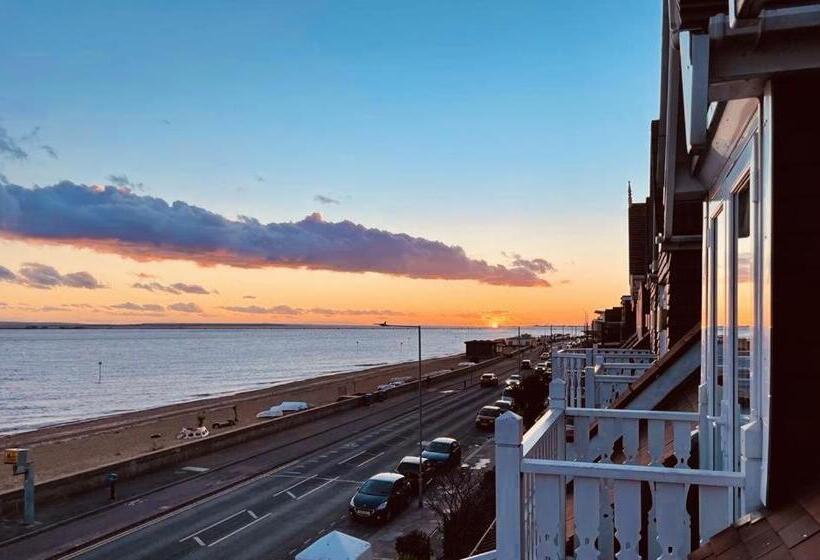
top-left (295, 531), bottom-right (372, 560)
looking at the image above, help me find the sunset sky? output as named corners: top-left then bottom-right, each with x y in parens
top-left (0, 2), bottom-right (661, 327)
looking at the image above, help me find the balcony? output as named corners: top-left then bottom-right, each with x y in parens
top-left (466, 348), bottom-right (747, 560)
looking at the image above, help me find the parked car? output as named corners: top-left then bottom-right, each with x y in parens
top-left (507, 374), bottom-right (521, 386)
top-left (479, 372), bottom-right (499, 387)
top-left (395, 456), bottom-right (434, 492)
top-left (495, 399), bottom-right (513, 412)
top-left (521, 359), bottom-right (532, 370)
top-left (349, 473), bottom-right (411, 522)
top-left (457, 361), bottom-right (477, 368)
top-left (501, 386), bottom-right (515, 400)
top-left (475, 405), bottom-right (504, 429)
top-left (422, 437), bottom-right (462, 470)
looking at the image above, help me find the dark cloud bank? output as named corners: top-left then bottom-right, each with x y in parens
top-left (0, 182), bottom-right (550, 287)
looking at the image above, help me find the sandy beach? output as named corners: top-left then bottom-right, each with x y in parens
top-left (0, 353), bottom-right (468, 493)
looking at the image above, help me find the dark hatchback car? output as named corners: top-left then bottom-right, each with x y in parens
top-left (349, 473), bottom-right (411, 522)
top-left (422, 437), bottom-right (462, 470)
top-left (395, 456), bottom-right (434, 492)
top-left (475, 405), bottom-right (504, 430)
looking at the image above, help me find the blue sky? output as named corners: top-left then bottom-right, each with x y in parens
top-left (0, 1), bottom-right (662, 325)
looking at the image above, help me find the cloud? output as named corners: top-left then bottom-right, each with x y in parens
top-left (221, 304), bottom-right (403, 317)
top-left (0, 182), bottom-right (549, 287)
top-left (168, 302), bottom-right (202, 313)
top-left (0, 265), bottom-right (16, 282)
top-left (161, 119), bottom-right (172, 125)
top-left (314, 194), bottom-right (340, 205)
top-left (0, 172), bottom-right (8, 185)
top-left (504, 252), bottom-right (555, 274)
top-left (106, 174), bottom-right (145, 191)
top-left (255, 175), bottom-right (265, 183)
top-left (171, 282), bottom-right (209, 294)
top-left (242, 295), bottom-right (256, 299)
top-left (0, 262), bottom-right (105, 290)
top-left (111, 302), bottom-right (164, 312)
top-left (40, 145), bottom-right (58, 159)
top-left (0, 126), bottom-right (28, 161)
top-left (132, 281), bottom-right (211, 295)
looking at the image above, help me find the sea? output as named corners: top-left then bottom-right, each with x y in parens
top-left (0, 326), bottom-right (562, 435)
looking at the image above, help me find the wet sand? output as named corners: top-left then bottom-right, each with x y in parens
top-left (0, 353), bottom-right (468, 492)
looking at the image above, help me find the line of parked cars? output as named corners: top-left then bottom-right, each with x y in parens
top-left (348, 436), bottom-right (463, 523)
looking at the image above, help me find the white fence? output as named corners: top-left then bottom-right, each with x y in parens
top-left (489, 379), bottom-right (744, 560)
top-left (552, 348), bottom-right (656, 408)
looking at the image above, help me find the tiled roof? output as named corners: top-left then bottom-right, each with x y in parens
top-left (690, 480), bottom-right (820, 559)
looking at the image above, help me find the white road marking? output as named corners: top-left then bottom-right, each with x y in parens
top-left (193, 536), bottom-right (205, 547)
top-left (207, 512), bottom-right (271, 547)
top-left (179, 509), bottom-right (246, 542)
top-left (247, 510), bottom-right (258, 520)
top-left (338, 449), bottom-right (368, 464)
top-left (355, 451), bottom-right (384, 468)
top-left (273, 474), bottom-right (317, 497)
top-left (463, 438), bottom-right (493, 462)
top-left (293, 477), bottom-right (338, 500)
top-left (471, 458), bottom-right (491, 470)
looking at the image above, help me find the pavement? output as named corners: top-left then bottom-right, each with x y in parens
top-left (0, 349), bottom-right (540, 560)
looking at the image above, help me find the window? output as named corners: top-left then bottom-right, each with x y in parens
top-left (735, 184), bottom-right (753, 418)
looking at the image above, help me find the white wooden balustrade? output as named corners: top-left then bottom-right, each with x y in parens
top-left (552, 347), bottom-right (656, 409)
top-left (484, 379), bottom-right (745, 560)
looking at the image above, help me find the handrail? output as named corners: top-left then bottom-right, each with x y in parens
top-left (594, 374), bottom-right (643, 383)
top-left (521, 458), bottom-right (745, 486)
top-left (521, 408), bottom-right (562, 456)
top-left (565, 407), bottom-right (699, 422)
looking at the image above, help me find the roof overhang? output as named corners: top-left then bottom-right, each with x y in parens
top-left (681, 5), bottom-right (820, 154)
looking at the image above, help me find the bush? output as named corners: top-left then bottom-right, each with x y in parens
top-left (426, 468), bottom-right (495, 559)
top-left (395, 529), bottom-right (431, 560)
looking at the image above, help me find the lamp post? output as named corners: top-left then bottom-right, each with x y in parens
top-left (377, 322), bottom-right (423, 508)
top-left (517, 326), bottom-right (522, 373)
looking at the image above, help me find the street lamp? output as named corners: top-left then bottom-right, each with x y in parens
top-left (377, 322), bottom-right (424, 509)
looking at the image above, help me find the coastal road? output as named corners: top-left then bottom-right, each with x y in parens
top-left (60, 352), bottom-right (539, 559)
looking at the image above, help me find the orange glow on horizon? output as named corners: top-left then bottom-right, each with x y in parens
top-left (0, 238), bottom-right (627, 327)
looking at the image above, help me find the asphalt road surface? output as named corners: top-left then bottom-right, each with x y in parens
top-left (62, 353), bottom-right (537, 560)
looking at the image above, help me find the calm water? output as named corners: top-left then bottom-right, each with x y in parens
top-left (0, 326), bottom-right (556, 435)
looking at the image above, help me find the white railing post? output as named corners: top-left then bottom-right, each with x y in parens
top-left (495, 412), bottom-right (523, 560)
top-left (741, 420), bottom-right (763, 515)
top-left (584, 365), bottom-right (596, 408)
top-left (549, 378), bottom-right (566, 462)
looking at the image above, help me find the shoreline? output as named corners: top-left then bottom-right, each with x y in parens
top-left (0, 352), bottom-right (469, 492)
top-left (0, 356), bottom-right (418, 440)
